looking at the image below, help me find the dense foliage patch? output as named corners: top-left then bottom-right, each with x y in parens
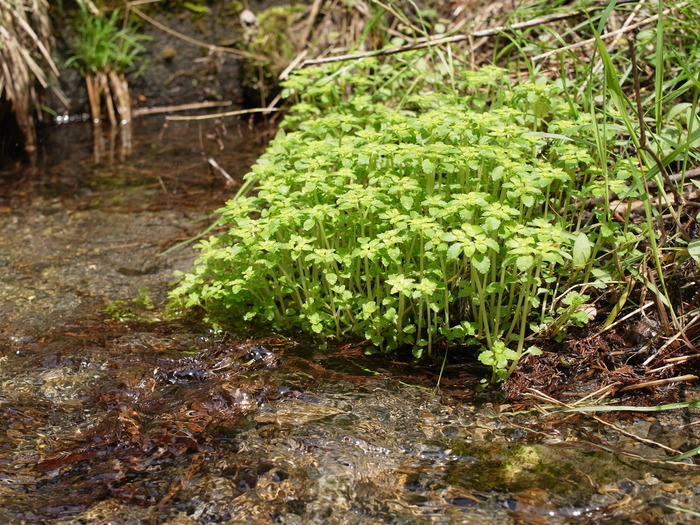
top-left (171, 54), bottom-right (633, 381)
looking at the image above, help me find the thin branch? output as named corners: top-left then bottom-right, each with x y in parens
top-left (130, 6), bottom-right (268, 62)
top-left (618, 374), bottom-right (698, 392)
top-left (589, 0), bottom-right (649, 77)
top-left (526, 388), bottom-right (685, 457)
top-left (643, 311), bottom-right (700, 366)
top-left (534, 1), bottom-right (689, 61)
top-left (299, 9), bottom-right (589, 68)
top-left (133, 100), bottom-right (233, 117)
top-left (594, 301), bottom-right (654, 338)
top-left (534, 12), bottom-right (658, 61)
top-left (570, 382), bottom-right (621, 406)
top-left (298, 0), bottom-right (324, 50)
top-left (207, 158), bottom-right (236, 185)
top-left (166, 107), bottom-right (282, 122)
top-left (645, 167), bottom-right (700, 189)
top-left (279, 49), bottom-right (308, 81)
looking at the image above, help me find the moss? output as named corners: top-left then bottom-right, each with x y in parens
top-left (246, 5), bottom-right (307, 78)
top-left (445, 441), bottom-right (639, 498)
top-left (104, 287), bottom-right (157, 322)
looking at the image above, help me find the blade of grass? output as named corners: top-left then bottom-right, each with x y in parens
top-left (661, 445), bottom-right (700, 462)
top-left (561, 398), bottom-right (700, 413)
top-left (664, 504), bottom-right (700, 517)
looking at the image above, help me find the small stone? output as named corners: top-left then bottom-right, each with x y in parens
top-left (598, 484), bottom-right (619, 495)
top-left (639, 474), bottom-right (661, 486)
top-left (159, 46), bottom-right (177, 61)
top-left (618, 480), bottom-right (636, 495)
top-left (661, 482), bottom-right (682, 492)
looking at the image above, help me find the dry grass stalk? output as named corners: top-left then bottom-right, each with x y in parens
top-left (108, 70), bottom-right (132, 125)
top-left (525, 388), bottom-right (687, 460)
top-left (130, 6), bottom-right (266, 61)
top-left (618, 374), bottom-right (699, 392)
top-left (85, 71), bottom-right (118, 126)
top-left (86, 69), bottom-right (132, 126)
top-left (0, 0), bottom-right (59, 153)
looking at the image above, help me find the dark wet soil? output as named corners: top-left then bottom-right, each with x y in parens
top-left (48, 2), bottom-right (249, 117)
top-left (1, 117), bottom-right (700, 524)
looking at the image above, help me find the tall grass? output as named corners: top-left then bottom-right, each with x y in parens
top-left (491, 0), bottom-right (700, 337)
top-left (587, 3), bottom-right (699, 337)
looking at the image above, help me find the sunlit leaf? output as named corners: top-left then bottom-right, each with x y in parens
top-left (573, 232), bottom-right (592, 267)
top-left (446, 243), bottom-right (462, 260)
top-left (689, 239), bottom-right (700, 267)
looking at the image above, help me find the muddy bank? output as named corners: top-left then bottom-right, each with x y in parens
top-left (48, 0), bottom-right (303, 116)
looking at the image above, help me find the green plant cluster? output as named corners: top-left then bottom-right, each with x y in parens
top-left (104, 287), bottom-right (156, 321)
top-left (65, 3), bottom-right (148, 76)
top-left (171, 53), bottom-right (632, 381)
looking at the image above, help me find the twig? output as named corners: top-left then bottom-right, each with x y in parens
top-left (594, 415), bottom-right (683, 455)
top-left (299, 9), bottom-right (589, 68)
top-left (665, 355), bottom-right (698, 364)
top-left (524, 387), bottom-right (564, 409)
top-left (372, 0), bottom-right (426, 38)
top-left (645, 167), bottom-right (700, 189)
top-left (647, 358), bottom-right (694, 374)
top-left (612, 0), bottom-right (649, 48)
top-left (594, 301), bottom-right (654, 338)
top-left (265, 93), bottom-right (282, 112)
top-left (571, 382), bottom-right (621, 406)
top-left (157, 175), bottom-right (168, 194)
top-left (581, 441), bottom-right (697, 467)
top-left (580, 165), bottom-right (700, 214)
top-left (279, 49), bottom-right (309, 80)
top-left (645, 266), bottom-right (674, 338)
top-left (618, 374), bottom-right (698, 392)
top-left (533, 9), bottom-right (663, 61)
top-left (642, 311), bottom-right (700, 366)
top-left (586, 0), bottom-right (649, 79)
top-left (298, 0), bottom-right (324, 50)
top-left (647, 363), bottom-right (678, 374)
top-left (130, 6), bottom-right (268, 62)
top-left (525, 388), bottom-right (685, 456)
top-left (166, 107), bottom-right (282, 121)
top-left (207, 158), bottom-right (236, 185)
top-left (133, 100), bottom-right (233, 117)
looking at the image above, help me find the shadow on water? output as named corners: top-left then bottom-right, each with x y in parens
top-left (0, 117), bottom-right (699, 524)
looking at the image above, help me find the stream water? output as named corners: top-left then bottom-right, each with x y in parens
top-left (1, 117), bottom-right (699, 524)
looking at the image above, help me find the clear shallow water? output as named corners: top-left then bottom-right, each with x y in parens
top-left (0, 117), bottom-right (699, 524)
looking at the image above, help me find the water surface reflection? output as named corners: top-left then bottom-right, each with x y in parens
top-left (0, 116), bottom-right (697, 524)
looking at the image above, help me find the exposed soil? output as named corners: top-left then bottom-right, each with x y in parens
top-left (46, 1), bottom-right (285, 116)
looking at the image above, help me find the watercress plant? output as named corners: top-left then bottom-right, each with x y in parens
top-left (171, 53), bottom-right (630, 382)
